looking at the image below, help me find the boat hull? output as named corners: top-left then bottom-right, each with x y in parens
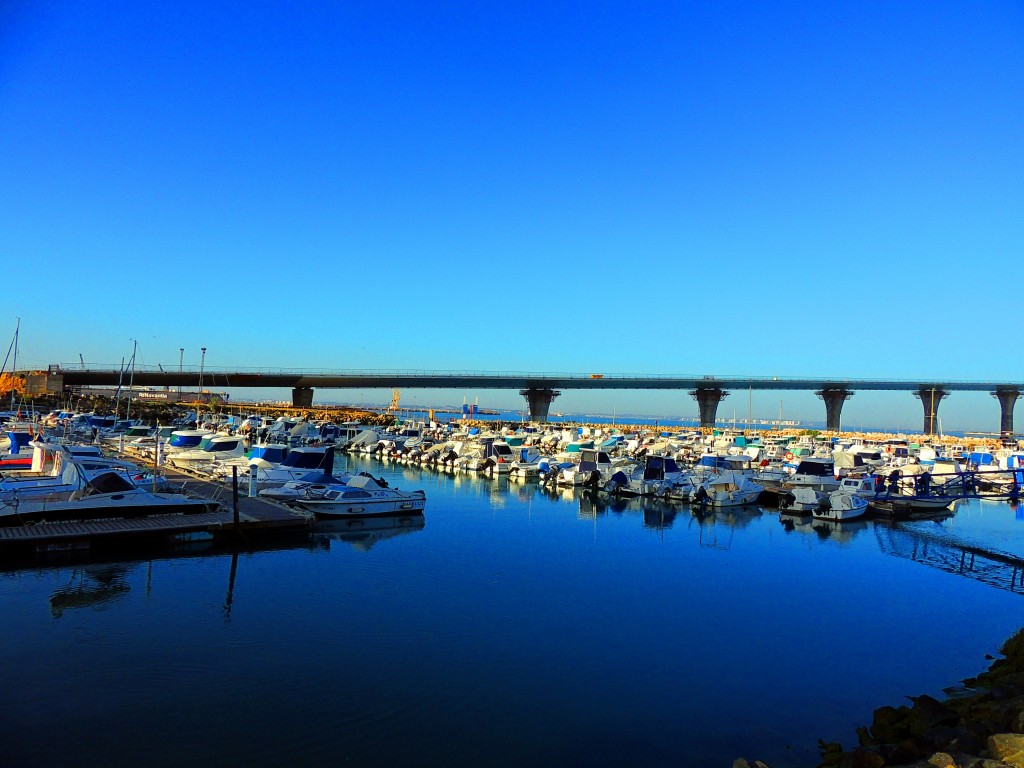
top-left (295, 495), bottom-right (426, 518)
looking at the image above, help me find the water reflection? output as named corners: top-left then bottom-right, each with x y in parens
top-left (49, 565), bottom-right (132, 618)
top-left (779, 513), bottom-right (871, 545)
top-left (877, 519), bottom-right (1024, 594)
top-left (313, 513), bottom-right (426, 552)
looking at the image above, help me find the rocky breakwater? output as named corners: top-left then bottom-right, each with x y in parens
top-left (736, 628), bottom-right (1024, 768)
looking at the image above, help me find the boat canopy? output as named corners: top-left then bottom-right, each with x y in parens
top-left (794, 459), bottom-right (835, 476)
top-left (282, 449), bottom-right (331, 469)
top-left (644, 455), bottom-right (681, 480)
top-left (6, 431), bottom-right (33, 454)
top-left (169, 431), bottom-right (206, 448)
top-left (696, 455), bottom-right (731, 470)
top-left (250, 445), bottom-right (288, 464)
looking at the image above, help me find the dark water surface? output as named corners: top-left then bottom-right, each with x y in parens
top-left (3, 454), bottom-right (1024, 767)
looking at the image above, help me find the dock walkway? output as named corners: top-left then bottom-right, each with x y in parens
top-left (0, 460), bottom-right (311, 557)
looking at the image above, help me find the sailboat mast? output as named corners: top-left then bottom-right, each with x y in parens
top-left (8, 318), bottom-right (19, 411)
top-left (125, 340), bottom-right (138, 422)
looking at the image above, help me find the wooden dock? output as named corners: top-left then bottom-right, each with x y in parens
top-left (0, 464), bottom-right (311, 558)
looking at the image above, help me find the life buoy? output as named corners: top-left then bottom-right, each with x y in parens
top-left (885, 446), bottom-right (892, 453)
top-left (785, 452), bottom-right (794, 461)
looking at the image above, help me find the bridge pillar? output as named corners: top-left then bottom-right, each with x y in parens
top-left (519, 388), bottom-right (559, 423)
top-left (993, 389), bottom-right (1021, 437)
top-left (292, 387), bottom-right (314, 408)
top-left (815, 388), bottom-right (853, 432)
top-left (689, 387), bottom-right (728, 429)
top-left (914, 387), bottom-right (947, 435)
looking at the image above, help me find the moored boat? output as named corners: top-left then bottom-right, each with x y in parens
top-left (262, 473), bottom-right (426, 518)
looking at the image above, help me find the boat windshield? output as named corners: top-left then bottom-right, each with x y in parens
top-left (207, 440), bottom-right (240, 453)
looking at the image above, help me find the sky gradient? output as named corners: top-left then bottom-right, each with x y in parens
top-left (2, 2), bottom-right (1022, 429)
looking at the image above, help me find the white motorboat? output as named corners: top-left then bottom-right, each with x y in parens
top-left (164, 429), bottom-right (216, 455)
top-left (247, 445), bottom-right (337, 488)
top-left (0, 468), bottom-right (218, 526)
top-left (694, 470), bottom-right (764, 508)
top-left (168, 434), bottom-right (248, 468)
top-left (780, 485), bottom-right (827, 514)
top-left (508, 446), bottom-right (545, 478)
top-left (784, 458), bottom-right (841, 493)
top-left (558, 449), bottom-right (615, 487)
top-left (812, 490), bottom-right (869, 522)
top-left (602, 455), bottom-right (688, 498)
top-left (262, 473), bottom-right (426, 517)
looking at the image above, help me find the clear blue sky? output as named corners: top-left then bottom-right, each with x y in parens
top-left (2, 1), bottom-right (1022, 430)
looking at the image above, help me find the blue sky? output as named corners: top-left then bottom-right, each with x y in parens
top-left (2, 1), bottom-right (1022, 430)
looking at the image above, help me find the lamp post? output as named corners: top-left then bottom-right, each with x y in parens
top-left (199, 347), bottom-right (207, 404)
top-left (178, 348), bottom-right (183, 402)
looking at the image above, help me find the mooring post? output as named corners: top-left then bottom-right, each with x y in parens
top-left (248, 466), bottom-right (258, 498)
top-left (153, 423), bottom-right (160, 493)
top-left (232, 466), bottom-right (240, 528)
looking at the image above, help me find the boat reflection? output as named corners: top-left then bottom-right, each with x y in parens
top-left (575, 491), bottom-right (679, 528)
top-left (2, 537), bottom-right (331, 618)
top-left (49, 564), bottom-right (132, 618)
top-left (313, 513), bottom-right (426, 552)
top-left (778, 513), bottom-right (871, 545)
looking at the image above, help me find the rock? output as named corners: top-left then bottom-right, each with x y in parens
top-left (915, 725), bottom-right (965, 753)
top-left (988, 732), bottom-right (1024, 766)
top-left (841, 747), bottom-right (886, 768)
top-left (959, 760), bottom-right (1015, 768)
top-left (928, 752), bottom-right (957, 767)
top-left (908, 695), bottom-right (962, 735)
top-left (873, 704), bottom-right (913, 742)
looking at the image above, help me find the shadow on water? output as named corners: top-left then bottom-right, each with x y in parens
top-left (2, 512), bottom-right (429, 618)
top-left (777, 501), bottom-right (1024, 595)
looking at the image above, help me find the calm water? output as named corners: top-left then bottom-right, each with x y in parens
top-left (3, 454), bottom-right (1024, 768)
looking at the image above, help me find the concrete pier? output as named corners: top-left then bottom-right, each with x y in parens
top-left (520, 388), bottom-right (559, 423)
top-left (915, 387), bottom-right (948, 435)
top-left (292, 387), bottom-right (314, 408)
top-left (816, 387), bottom-right (853, 431)
top-left (689, 387), bottom-right (728, 429)
top-left (993, 389), bottom-right (1021, 437)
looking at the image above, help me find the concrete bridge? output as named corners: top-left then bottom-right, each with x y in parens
top-left (44, 367), bottom-right (1022, 435)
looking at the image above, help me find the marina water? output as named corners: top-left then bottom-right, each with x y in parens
top-left (3, 452), bottom-right (1023, 767)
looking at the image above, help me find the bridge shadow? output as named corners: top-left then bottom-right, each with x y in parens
top-left (874, 514), bottom-right (1024, 595)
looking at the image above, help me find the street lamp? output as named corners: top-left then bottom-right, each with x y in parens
top-left (199, 347), bottom-right (207, 402)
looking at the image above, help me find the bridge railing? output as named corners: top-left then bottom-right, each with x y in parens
top-left (26, 363), bottom-right (1023, 388)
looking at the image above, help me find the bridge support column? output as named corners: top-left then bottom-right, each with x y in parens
top-left (519, 388), bottom-right (559, 423)
top-left (993, 389), bottom-right (1021, 437)
top-left (815, 388), bottom-right (853, 432)
top-left (292, 387), bottom-right (314, 408)
top-left (689, 387), bottom-right (728, 429)
top-left (914, 387), bottom-right (947, 435)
